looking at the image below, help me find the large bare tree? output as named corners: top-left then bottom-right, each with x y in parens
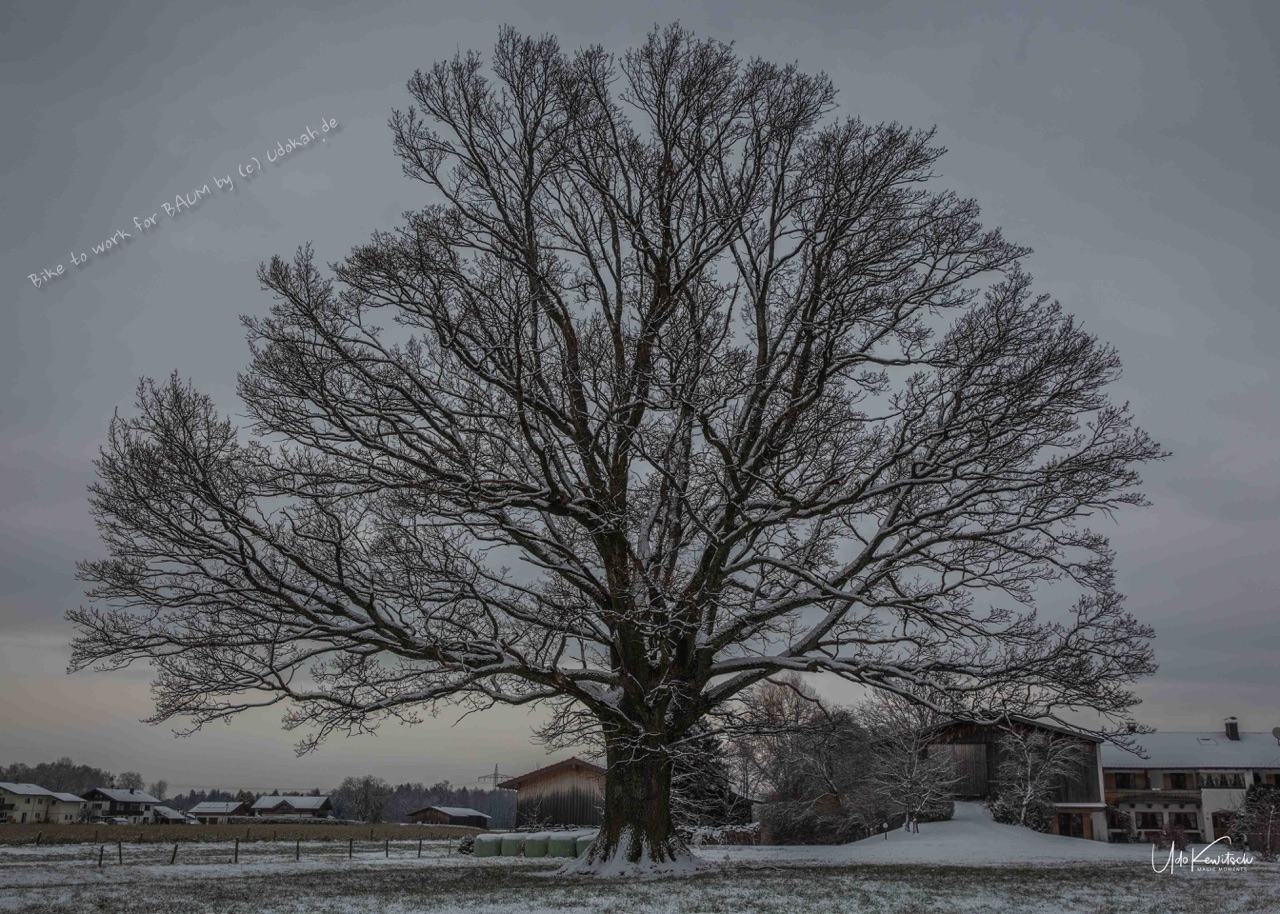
top-left (70, 25), bottom-right (1162, 872)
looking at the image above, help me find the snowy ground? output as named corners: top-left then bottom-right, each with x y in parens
top-left (2, 805), bottom-right (1275, 913)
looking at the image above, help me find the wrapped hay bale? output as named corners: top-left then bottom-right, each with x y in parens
top-left (547, 832), bottom-right (581, 857)
top-left (522, 832), bottom-right (551, 858)
top-left (500, 833), bottom-right (526, 856)
top-left (474, 833), bottom-right (504, 858)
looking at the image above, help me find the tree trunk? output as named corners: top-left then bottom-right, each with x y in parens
top-left (569, 738), bottom-right (694, 874)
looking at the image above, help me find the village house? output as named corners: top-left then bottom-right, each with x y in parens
top-left (48, 792), bottom-right (87, 823)
top-left (407, 805), bottom-right (492, 828)
top-left (0, 783), bottom-right (54, 824)
top-left (1101, 717), bottom-right (1280, 843)
top-left (929, 718), bottom-right (1109, 841)
top-left (0, 784), bottom-right (86, 824)
top-left (250, 795), bottom-right (333, 818)
top-left (187, 801), bottom-right (247, 824)
top-left (498, 757), bottom-right (605, 828)
top-left (83, 787), bottom-right (160, 824)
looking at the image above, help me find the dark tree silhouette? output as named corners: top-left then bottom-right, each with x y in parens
top-left (70, 24), bottom-right (1162, 872)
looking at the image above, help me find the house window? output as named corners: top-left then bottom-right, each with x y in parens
top-left (1114, 772), bottom-right (1138, 790)
top-left (1136, 812), bottom-right (1161, 830)
top-left (1167, 773), bottom-right (1189, 790)
top-left (1170, 812), bottom-right (1198, 830)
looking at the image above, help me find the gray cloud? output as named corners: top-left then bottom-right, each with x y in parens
top-left (2, 0), bottom-right (1277, 783)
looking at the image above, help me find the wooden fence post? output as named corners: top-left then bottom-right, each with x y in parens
top-left (35, 831), bottom-right (42, 847)
top-left (295, 839), bottom-right (300, 861)
top-left (348, 837), bottom-right (353, 859)
top-left (117, 840), bottom-right (122, 864)
top-left (384, 838), bottom-right (389, 858)
top-left (98, 845), bottom-right (104, 868)
top-left (170, 843), bottom-right (178, 865)
top-left (369, 827), bottom-right (374, 841)
top-left (94, 828), bottom-right (99, 844)
top-left (417, 837), bottom-right (422, 859)
top-left (234, 837), bottom-right (239, 864)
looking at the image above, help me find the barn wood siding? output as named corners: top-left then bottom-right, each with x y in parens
top-left (931, 722), bottom-right (1102, 804)
top-left (513, 767), bottom-right (604, 828)
top-left (936, 743), bottom-right (989, 798)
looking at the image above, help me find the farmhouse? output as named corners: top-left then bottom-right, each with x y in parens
top-left (407, 805), bottom-right (491, 828)
top-left (250, 795), bottom-right (333, 818)
top-left (0, 783), bottom-right (54, 824)
top-left (929, 718), bottom-right (1108, 841)
top-left (1101, 717), bottom-right (1280, 843)
top-left (498, 757), bottom-right (605, 828)
top-left (84, 787), bottom-right (161, 824)
top-left (188, 801), bottom-right (247, 824)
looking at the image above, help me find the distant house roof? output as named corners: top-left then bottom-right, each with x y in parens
top-left (153, 806), bottom-right (192, 821)
top-left (251, 795), bottom-right (331, 810)
top-left (409, 805), bottom-right (491, 819)
top-left (50, 792), bottom-right (85, 804)
top-left (189, 801), bottom-right (245, 815)
top-left (497, 757), bottom-right (606, 790)
top-left (89, 788), bottom-right (161, 804)
top-left (0, 783), bottom-right (54, 797)
top-left (1102, 731), bottom-right (1280, 770)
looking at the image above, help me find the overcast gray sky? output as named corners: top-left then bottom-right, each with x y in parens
top-left (2, 0), bottom-right (1276, 792)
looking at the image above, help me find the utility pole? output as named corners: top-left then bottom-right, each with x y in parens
top-left (477, 764), bottom-right (511, 788)
top-left (477, 764), bottom-right (515, 829)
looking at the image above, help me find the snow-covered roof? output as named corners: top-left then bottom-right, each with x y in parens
top-left (497, 757), bottom-right (606, 789)
top-left (413, 805), bottom-right (490, 819)
top-left (153, 805), bottom-right (191, 820)
top-left (49, 792), bottom-right (85, 803)
top-left (251, 795), bottom-right (331, 810)
top-left (89, 788), bottom-right (161, 804)
top-left (1102, 731), bottom-right (1280, 769)
top-left (189, 801), bottom-right (244, 814)
top-left (0, 782), bottom-right (54, 797)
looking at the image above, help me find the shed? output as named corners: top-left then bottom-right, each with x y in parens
top-left (153, 805), bottom-right (196, 824)
top-left (407, 805), bottom-right (491, 828)
top-left (497, 757), bottom-right (605, 828)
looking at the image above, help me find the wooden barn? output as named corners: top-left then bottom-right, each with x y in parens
top-left (406, 805), bottom-right (491, 828)
top-left (498, 757), bottom-right (605, 828)
top-left (928, 717), bottom-right (1108, 841)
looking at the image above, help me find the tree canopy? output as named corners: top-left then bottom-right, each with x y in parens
top-left (70, 23), bottom-right (1162, 871)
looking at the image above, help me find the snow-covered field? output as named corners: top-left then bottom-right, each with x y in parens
top-left (2, 805), bottom-right (1275, 913)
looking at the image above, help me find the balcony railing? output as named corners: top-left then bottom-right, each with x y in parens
top-left (1198, 774), bottom-right (1246, 789)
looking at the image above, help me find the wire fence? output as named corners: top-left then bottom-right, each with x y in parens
top-left (1, 835), bottom-right (472, 870)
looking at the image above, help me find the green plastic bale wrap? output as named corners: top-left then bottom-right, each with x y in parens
top-left (474, 834), bottom-right (504, 858)
top-left (575, 831), bottom-right (598, 856)
top-left (523, 832), bottom-right (551, 858)
top-left (500, 833), bottom-right (526, 856)
top-left (548, 833), bottom-right (580, 857)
